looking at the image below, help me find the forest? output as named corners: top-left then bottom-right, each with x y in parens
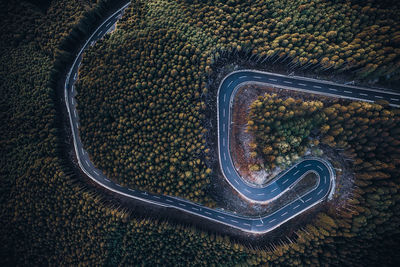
top-left (247, 94), bottom-right (326, 170)
top-left (75, 0), bottom-right (400, 205)
top-left (1, 0), bottom-right (400, 266)
top-left (247, 93), bottom-right (400, 172)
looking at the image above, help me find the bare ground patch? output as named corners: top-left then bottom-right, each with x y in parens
top-left (230, 85), bottom-right (269, 185)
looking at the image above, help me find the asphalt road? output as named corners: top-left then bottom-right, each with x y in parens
top-left (217, 70), bottom-right (399, 205)
top-left (63, 2), bottom-right (400, 234)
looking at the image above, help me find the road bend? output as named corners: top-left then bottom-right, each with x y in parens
top-left (63, 1), bottom-right (399, 233)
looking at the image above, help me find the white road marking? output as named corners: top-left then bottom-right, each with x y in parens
top-left (317, 166), bottom-right (323, 171)
top-left (76, 122), bottom-right (79, 129)
top-left (282, 179), bottom-right (289, 185)
top-left (116, 184), bottom-right (122, 187)
top-left (66, 20), bottom-right (349, 230)
top-left (81, 148), bottom-right (84, 154)
top-left (106, 21), bottom-right (112, 27)
top-left (282, 212), bottom-right (288, 216)
top-left (294, 170), bottom-right (300, 175)
top-left (390, 98), bottom-right (399, 101)
top-left (313, 85), bottom-right (322, 89)
top-left (223, 123), bottom-right (225, 132)
top-left (223, 138), bottom-right (225, 147)
top-left (257, 193), bottom-right (265, 196)
top-left (223, 152), bottom-right (226, 161)
top-left (74, 73), bottom-right (77, 79)
top-left (244, 189), bottom-right (251, 193)
top-left (191, 207), bottom-right (199, 211)
top-left (153, 196), bottom-right (160, 199)
top-left (329, 88), bottom-right (338, 92)
top-left (71, 98), bottom-right (75, 105)
top-left (128, 188), bottom-right (135, 192)
top-left (234, 179), bottom-right (239, 185)
top-left (305, 197), bottom-right (312, 203)
top-left (299, 198), bottom-right (304, 203)
top-left (85, 159), bottom-right (90, 166)
top-left (73, 109), bottom-right (77, 117)
top-left (298, 83), bottom-right (307, 86)
top-left (239, 76), bottom-right (247, 79)
top-left (205, 211), bottom-right (212, 215)
top-left (359, 93), bottom-right (368, 96)
top-left (97, 31), bottom-right (102, 37)
top-left (324, 176), bottom-right (327, 184)
top-left (104, 178), bottom-right (110, 182)
top-left (93, 170), bottom-right (99, 175)
top-left (375, 95), bottom-right (383, 99)
top-left (269, 219), bottom-right (276, 223)
top-left (227, 168), bottom-right (231, 175)
top-left (304, 164), bottom-right (311, 167)
top-left (217, 215), bottom-right (225, 219)
top-left (254, 76), bottom-right (262, 79)
top-left (223, 108), bottom-right (226, 117)
top-left (344, 90), bottom-right (352, 94)
top-left (179, 203), bottom-right (186, 207)
top-left (317, 189), bottom-right (324, 195)
top-left (269, 78), bottom-right (277, 82)
top-left (256, 224), bottom-right (263, 227)
top-left (293, 204), bottom-right (300, 209)
top-left (271, 188), bottom-right (278, 193)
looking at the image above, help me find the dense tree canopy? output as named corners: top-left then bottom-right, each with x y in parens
top-left (1, 0), bottom-right (400, 266)
top-left (76, 0), bottom-right (400, 205)
top-left (76, 27), bottom-right (213, 204)
top-left (247, 92), bottom-right (400, 171)
top-left (247, 94), bottom-right (326, 170)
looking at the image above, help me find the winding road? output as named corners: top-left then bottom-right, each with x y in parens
top-left (63, 2), bottom-right (400, 234)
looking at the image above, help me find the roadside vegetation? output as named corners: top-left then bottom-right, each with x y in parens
top-left (247, 92), bottom-right (400, 173)
top-left (247, 93), bottom-right (400, 249)
top-left (1, 0), bottom-right (400, 266)
top-left (76, 0), bottom-right (400, 205)
top-left (247, 94), bottom-right (325, 170)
